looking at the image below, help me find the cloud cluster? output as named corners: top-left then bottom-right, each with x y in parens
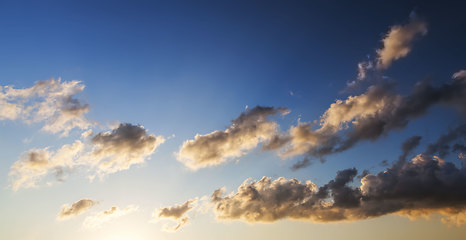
top-left (153, 199), bottom-right (197, 231)
top-left (177, 106), bottom-right (288, 169)
top-left (0, 79), bottom-right (92, 136)
top-left (89, 123), bottom-right (165, 176)
top-left (271, 77), bottom-right (466, 162)
top-left (57, 199), bottom-right (97, 220)
top-left (82, 205), bottom-right (138, 229)
top-left (9, 123), bottom-right (164, 190)
top-left (211, 153), bottom-right (466, 225)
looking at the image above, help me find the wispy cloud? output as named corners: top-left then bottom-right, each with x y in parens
top-left (9, 140), bottom-right (84, 191)
top-left (82, 205), bottom-right (138, 229)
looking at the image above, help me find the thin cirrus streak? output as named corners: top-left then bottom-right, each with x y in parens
top-left (82, 205), bottom-right (138, 229)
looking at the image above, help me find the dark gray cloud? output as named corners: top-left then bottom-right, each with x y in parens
top-left (399, 136), bottom-right (422, 161)
top-left (211, 153), bottom-right (466, 225)
top-left (424, 124), bottom-right (466, 158)
top-left (177, 106), bottom-right (288, 169)
top-left (57, 199), bottom-right (97, 220)
top-left (290, 158), bottom-right (312, 171)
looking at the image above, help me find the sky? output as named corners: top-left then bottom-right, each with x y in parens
top-left (1, 0), bottom-right (466, 239)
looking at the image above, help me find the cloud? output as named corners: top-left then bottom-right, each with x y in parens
top-left (211, 152), bottom-right (466, 225)
top-left (0, 79), bottom-right (92, 136)
top-left (153, 199), bottom-right (197, 232)
top-left (399, 136), bottom-right (422, 161)
top-left (57, 199), bottom-right (97, 220)
top-left (290, 158), bottom-right (312, 171)
top-left (453, 70), bottom-right (466, 80)
top-left (82, 205), bottom-right (138, 229)
top-left (89, 123), bottom-right (165, 176)
top-left (348, 14), bottom-right (427, 89)
top-left (424, 124), bottom-right (466, 158)
top-left (9, 140), bottom-right (84, 191)
top-left (273, 77), bottom-right (466, 160)
top-left (376, 16), bottom-right (427, 69)
top-left (177, 106), bottom-right (288, 170)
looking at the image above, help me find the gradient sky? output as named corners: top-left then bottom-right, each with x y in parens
top-left (1, 1), bottom-right (466, 240)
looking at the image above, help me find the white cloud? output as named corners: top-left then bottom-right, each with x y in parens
top-left (0, 79), bottom-right (92, 136)
top-left (82, 205), bottom-right (138, 229)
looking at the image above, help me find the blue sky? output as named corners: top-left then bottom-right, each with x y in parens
top-left (1, 1), bottom-right (466, 240)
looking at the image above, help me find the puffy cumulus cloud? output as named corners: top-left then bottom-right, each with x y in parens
top-left (152, 199), bottom-right (197, 232)
top-left (272, 78), bottom-right (466, 160)
top-left (376, 16), bottom-right (427, 69)
top-left (177, 106), bottom-right (289, 170)
top-left (211, 153), bottom-right (466, 225)
top-left (0, 79), bottom-right (92, 136)
top-left (57, 199), bottom-right (97, 220)
top-left (82, 205), bottom-right (138, 229)
top-left (9, 140), bottom-right (84, 191)
top-left (89, 123), bottom-right (165, 176)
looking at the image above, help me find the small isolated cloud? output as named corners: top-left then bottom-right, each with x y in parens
top-left (82, 205), bottom-right (138, 229)
top-left (348, 14), bottom-right (427, 89)
top-left (0, 79), bottom-right (92, 136)
top-left (9, 123), bottom-right (165, 190)
top-left (453, 69), bottom-right (466, 80)
top-left (57, 199), bottom-right (97, 220)
top-left (152, 199), bottom-right (197, 232)
top-left (424, 124), bottom-right (466, 158)
top-left (9, 140), bottom-right (84, 191)
top-left (290, 157), bottom-right (312, 171)
top-left (376, 15), bottom-right (427, 69)
top-left (89, 123), bottom-right (165, 176)
top-left (177, 106), bottom-right (288, 170)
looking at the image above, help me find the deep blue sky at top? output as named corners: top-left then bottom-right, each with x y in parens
top-left (1, 0), bottom-right (465, 146)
